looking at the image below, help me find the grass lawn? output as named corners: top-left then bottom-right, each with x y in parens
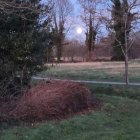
top-left (38, 61), bottom-right (140, 82)
top-left (0, 61), bottom-right (140, 140)
top-left (0, 89), bottom-right (140, 140)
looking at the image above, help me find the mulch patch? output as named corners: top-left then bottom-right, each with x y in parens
top-left (0, 80), bottom-right (101, 123)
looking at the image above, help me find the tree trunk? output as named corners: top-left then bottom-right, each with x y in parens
top-left (86, 50), bottom-right (92, 61)
top-left (57, 44), bottom-right (62, 62)
top-left (124, 54), bottom-right (129, 86)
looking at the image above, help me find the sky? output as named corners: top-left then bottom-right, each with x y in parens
top-left (41, 0), bottom-right (109, 42)
top-left (66, 0), bottom-right (86, 41)
top-left (41, 0), bottom-right (85, 41)
top-left (66, 0), bottom-right (109, 42)
top-left (41, 0), bottom-right (140, 42)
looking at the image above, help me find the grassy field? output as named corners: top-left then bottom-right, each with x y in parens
top-left (0, 61), bottom-right (140, 140)
top-left (0, 87), bottom-right (140, 140)
top-left (38, 61), bottom-right (140, 83)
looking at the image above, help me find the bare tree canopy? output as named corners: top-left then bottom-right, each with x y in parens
top-left (78, 0), bottom-right (103, 61)
top-left (108, 0), bottom-right (140, 84)
top-left (50, 0), bottom-right (73, 62)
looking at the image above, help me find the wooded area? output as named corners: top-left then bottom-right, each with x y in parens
top-left (0, 1), bottom-right (140, 140)
top-left (1, 0), bottom-right (140, 94)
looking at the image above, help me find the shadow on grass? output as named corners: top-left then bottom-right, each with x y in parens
top-left (88, 84), bottom-right (140, 101)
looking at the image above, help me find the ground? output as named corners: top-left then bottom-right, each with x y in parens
top-left (0, 61), bottom-right (140, 140)
top-left (39, 61), bottom-right (140, 83)
top-left (0, 92), bottom-right (140, 140)
top-left (0, 81), bottom-right (100, 122)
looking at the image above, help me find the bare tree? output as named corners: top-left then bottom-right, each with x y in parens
top-left (63, 40), bottom-right (86, 62)
top-left (51, 0), bottom-right (73, 62)
top-left (121, 0), bottom-right (140, 85)
top-left (78, 0), bottom-right (103, 61)
top-left (106, 0), bottom-right (140, 85)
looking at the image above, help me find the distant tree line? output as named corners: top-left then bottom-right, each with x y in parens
top-left (62, 40), bottom-right (86, 62)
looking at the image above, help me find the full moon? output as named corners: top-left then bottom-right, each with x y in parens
top-left (76, 27), bottom-right (82, 34)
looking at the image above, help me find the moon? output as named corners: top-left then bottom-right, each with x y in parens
top-left (76, 27), bottom-right (82, 34)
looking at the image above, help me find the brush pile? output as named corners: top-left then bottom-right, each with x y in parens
top-left (0, 80), bottom-right (100, 122)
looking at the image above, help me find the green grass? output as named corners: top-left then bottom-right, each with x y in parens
top-left (0, 86), bottom-right (140, 140)
top-left (0, 96), bottom-right (140, 140)
top-left (1, 62), bottom-right (140, 140)
top-left (88, 84), bottom-right (140, 101)
top-left (38, 62), bottom-right (140, 82)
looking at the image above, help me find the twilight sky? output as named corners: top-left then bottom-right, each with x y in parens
top-left (65, 0), bottom-right (109, 42)
top-left (65, 0), bottom-right (86, 41)
top-left (41, 0), bottom-right (109, 42)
